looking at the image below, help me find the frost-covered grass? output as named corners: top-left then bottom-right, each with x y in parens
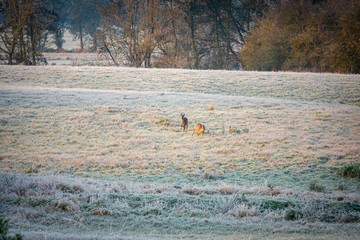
top-left (1, 172), bottom-right (359, 239)
top-left (0, 85), bottom-right (359, 190)
top-left (1, 65), bottom-right (360, 105)
top-left (0, 63), bottom-right (360, 239)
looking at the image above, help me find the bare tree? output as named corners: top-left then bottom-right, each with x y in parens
top-left (152, 0), bottom-right (192, 68)
top-left (0, 0), bottom-right (33, 64)
top-left (0, 0), bottom-right (56, 65)
top-left (96, 0), bottom-right (273, 69)
top-left (99, 0), bottom-right (166, 67)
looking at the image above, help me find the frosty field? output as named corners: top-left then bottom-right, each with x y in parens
top-left (0, 64), bottom-right (360, 239)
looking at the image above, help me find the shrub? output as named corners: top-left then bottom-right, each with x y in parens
top-left (308, 180), bottom-right (325, 192)
top-left (285, 209), bottom-right (298, 221)
top-left (337, 164), bottom-right (360, 178)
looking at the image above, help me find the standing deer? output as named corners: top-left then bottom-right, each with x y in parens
top-left (192, 123), bottom-right (205, 136)
top-left (180, 113), bottom-right (188, 131)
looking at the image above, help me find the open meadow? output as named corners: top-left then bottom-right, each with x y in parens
top-left (0, 62), bottom-right (360, 239)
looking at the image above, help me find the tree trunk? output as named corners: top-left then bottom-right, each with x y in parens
top-left (144, 0), bottom-right (155, 68)
top-left (19, 28), bottom-right (25, 64)
top-left (225, 0), bottom-right (231, 70)
top-left (92, 36), bottom-right (97, 51)
top-left (79, 27), bottom-right (84, 50)
top-left (30, 17), bottom-right (36, 65)
top-left (8, 38), bottom-right (16, 65)
top-left (247, 0), bottom-right (251, 31)
top-left (214, 1), bottom-right (222, 69)
top-left (146, 52), bottom-right (151, 68)
top-left (55, 29), bottom-right (64, 50)
top-left (170, 2), bottom-right (178, 57)
top-left (128, 0), bottom-right (139, 67)
top-left (103, 39), bottom-right (118, 66)
top-left (8, 52), bottom-right (13, 65)
top-left (190, 1), bottom-right (199, 69)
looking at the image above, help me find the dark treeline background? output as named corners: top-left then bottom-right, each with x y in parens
top-left (0, 0), bottom-right (359, 73)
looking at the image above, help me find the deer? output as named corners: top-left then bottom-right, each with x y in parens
top-left (192, 123), bottom-right (205, 136)
top-left (180, 113), bottom-right (188, 131)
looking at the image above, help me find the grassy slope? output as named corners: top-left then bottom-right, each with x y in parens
top-left (0, 65), bottom-right (360, 239)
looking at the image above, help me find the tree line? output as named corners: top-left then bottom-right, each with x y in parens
top-left (1, 0), bottom-right (359, 73)
top-left (0, 0), bottom-right (275, 68)
top-left (240, 0), bottom-right (360, 73)
top-left (97, 0), bottom-right (275, 69)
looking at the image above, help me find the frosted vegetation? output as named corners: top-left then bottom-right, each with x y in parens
top-left (0, 64), bottom-right (359, 239)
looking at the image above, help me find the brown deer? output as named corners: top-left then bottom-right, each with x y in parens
top-left (192, 123), bottom-right (205, 136)
top-left (180, 113), bottom-right (188, 131)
